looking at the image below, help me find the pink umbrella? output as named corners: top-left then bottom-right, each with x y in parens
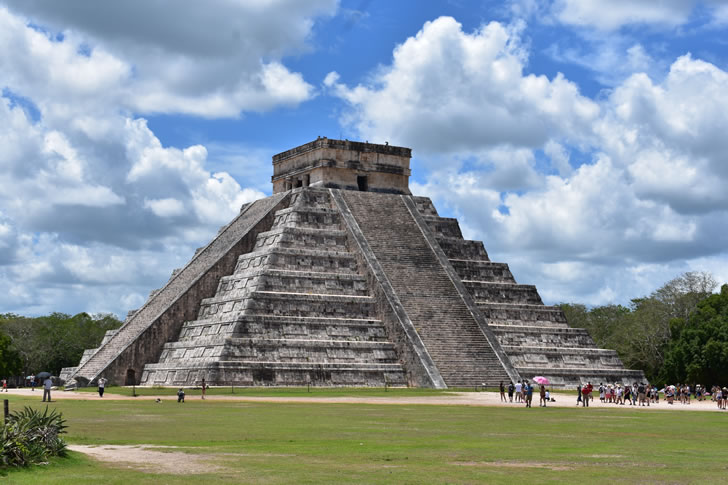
top-left (533, 376), bottom-right (550, 385)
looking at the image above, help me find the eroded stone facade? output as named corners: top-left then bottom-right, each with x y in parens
top-left (63, 138), bottom-right (645, 389)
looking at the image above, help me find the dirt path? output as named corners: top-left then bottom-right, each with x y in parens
top-left (67, 444), bottom-right (224, 474)
top-left (6, 388), bottom-right (726, 412)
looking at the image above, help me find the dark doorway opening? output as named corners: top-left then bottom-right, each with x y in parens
top-left (295, 178), bottom-right (303, 188)
top-left (357, 175), bottom-right (368, 192)
top-left (125, 369), bottom-right (136, 386)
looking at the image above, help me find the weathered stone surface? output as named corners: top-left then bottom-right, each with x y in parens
top-left (66, 138), bottom-right (645, 389)
top-left (272, 138), bottom-right (412, 195)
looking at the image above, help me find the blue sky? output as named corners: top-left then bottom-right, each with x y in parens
top-left (1, 0), bottom-right (728, 317)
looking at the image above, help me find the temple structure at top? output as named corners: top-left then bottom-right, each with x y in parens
top-left (61, 138), bottom-right (646, 389)
top-left (272, 137), bottom-right (412, 194)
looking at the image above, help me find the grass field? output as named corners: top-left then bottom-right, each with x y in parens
top-left (2, 390), bottom-right (726, 484)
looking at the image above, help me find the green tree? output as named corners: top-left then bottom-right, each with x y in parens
top-left (0, 329), bottom-right (22, 377)
top-left (559, 271), bottom-right (719, 382)
top-left (661, 284), bottom-right (728, 385)
top-left (0, 312), bottom-right (122, 376)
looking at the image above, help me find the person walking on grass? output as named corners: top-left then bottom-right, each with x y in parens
top-left (42, 376), bottom-right (52, 402)
top-left (98, 377), bottom-right (107, 398)
top-left (177, 388), bottom-right (185, 403)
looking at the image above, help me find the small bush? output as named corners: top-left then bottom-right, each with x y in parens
top-left (1, 406), bottom-right (67, 468)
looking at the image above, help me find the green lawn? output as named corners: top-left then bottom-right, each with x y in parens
top-left (2, 392), bottom-right (725, 484)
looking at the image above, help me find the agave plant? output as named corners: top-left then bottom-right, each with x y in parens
top-left (1, 406), bottom-right (67, 468)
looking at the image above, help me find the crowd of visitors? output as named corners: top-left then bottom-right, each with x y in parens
top-left (499, 379), bottom-right (728, 410)
top-left (597, 382), bottom-right (655, 406)
top-left (502, 380), bottom-right (552, 408)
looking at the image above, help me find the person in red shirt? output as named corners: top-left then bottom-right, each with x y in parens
top-left (581, 382), bottom-right (592, 407)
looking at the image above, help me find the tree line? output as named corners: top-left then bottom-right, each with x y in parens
top-left (0, 312), bottom-right (122, 380)
top-left (560, 271), bottom-right (728, 386)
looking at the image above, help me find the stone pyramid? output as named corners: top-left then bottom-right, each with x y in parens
top-left (62, 138), bottom-right (645, 388)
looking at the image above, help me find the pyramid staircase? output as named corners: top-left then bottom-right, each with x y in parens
top-left (410, 197), bottom-right (646, 387)
top-left (139, 189), bottom-right (407, 387)
top-left (338, 191), bottom-right (517, 387)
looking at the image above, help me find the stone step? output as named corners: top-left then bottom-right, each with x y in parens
top-left (504, 345), bottom-right (625, 370)
top-left (178, 315), bottom-right (388, 341)
top-left (198, 291), bottom-right (376, 320)
top-left (437, 237), bottom-right (490, 261)
top-left (140, 361), bottom-right (407, 387)
top-left (490, 324), bottom-right (596, 347)
top-left (234, 247), bottom-right (359, 275)
top-left (465, 281), bottom-right (543, 305)
top-left (253, 226), bottom-right (349, 252)
top-left (272, 206), bottom-right (342, 230)
top-left (449, 260), bottom-right (516, 283)
top-left (477, 303), bottom-right (569, 327)
top-left (158, 338), bottom-right (399, 364)
top-left (411, 196), bottom-right (439, 217)
top-left (216, 269), bottom-right (368, 298)
top-left (421, 216), bottom-right (463, 238)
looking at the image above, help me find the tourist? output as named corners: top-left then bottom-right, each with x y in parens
top-left (1, 378), bottom-right (7, 392)
top-left (515, 381), bottom-right (522, 403)
top-left (177, 388), bottom-right (185, 403)
top-left (98, 377), bottom-right (107, 398)
top-left (525, 383), bottom-right (533, 408)
top-left (637, 383), bottom-right (646, 406)
top-left (599, 383), bottom-right (605, 402)
top-left (201, 378), bottom-right (208, 400)
top-left (30, 376), bottom-right (36, 391)
top-left (42, 376), bottom-right (53, 402)
top-left (521, 381), bottom-right (527, 403)
top-left (576, 385), bottom-right (582, 405)
top-left (539, 384), bottom-right (546, 407)
top-left (500, 381), bottom-right (506, 402)
top-left (508, 382), bottom-right (514, 402)
top-left (624, 384), bottom-right (632, 405)
top-left (581, 383), bottom-right (591, 407)
top-left (616, 385), bottom-right (623, 405)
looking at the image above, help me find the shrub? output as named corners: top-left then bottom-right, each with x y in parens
top-left (1, 406), bottom-right (67, 468)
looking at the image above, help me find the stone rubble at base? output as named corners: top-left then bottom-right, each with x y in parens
top-left (61, 139), bottom-right (646, 389)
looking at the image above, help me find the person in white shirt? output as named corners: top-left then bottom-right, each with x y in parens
top-left (42, 377), bottom-right (53, 402)
top-left (98, 377), bottom-right (108, 398)
top-left (515, 382), bottom-right (522, 402)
